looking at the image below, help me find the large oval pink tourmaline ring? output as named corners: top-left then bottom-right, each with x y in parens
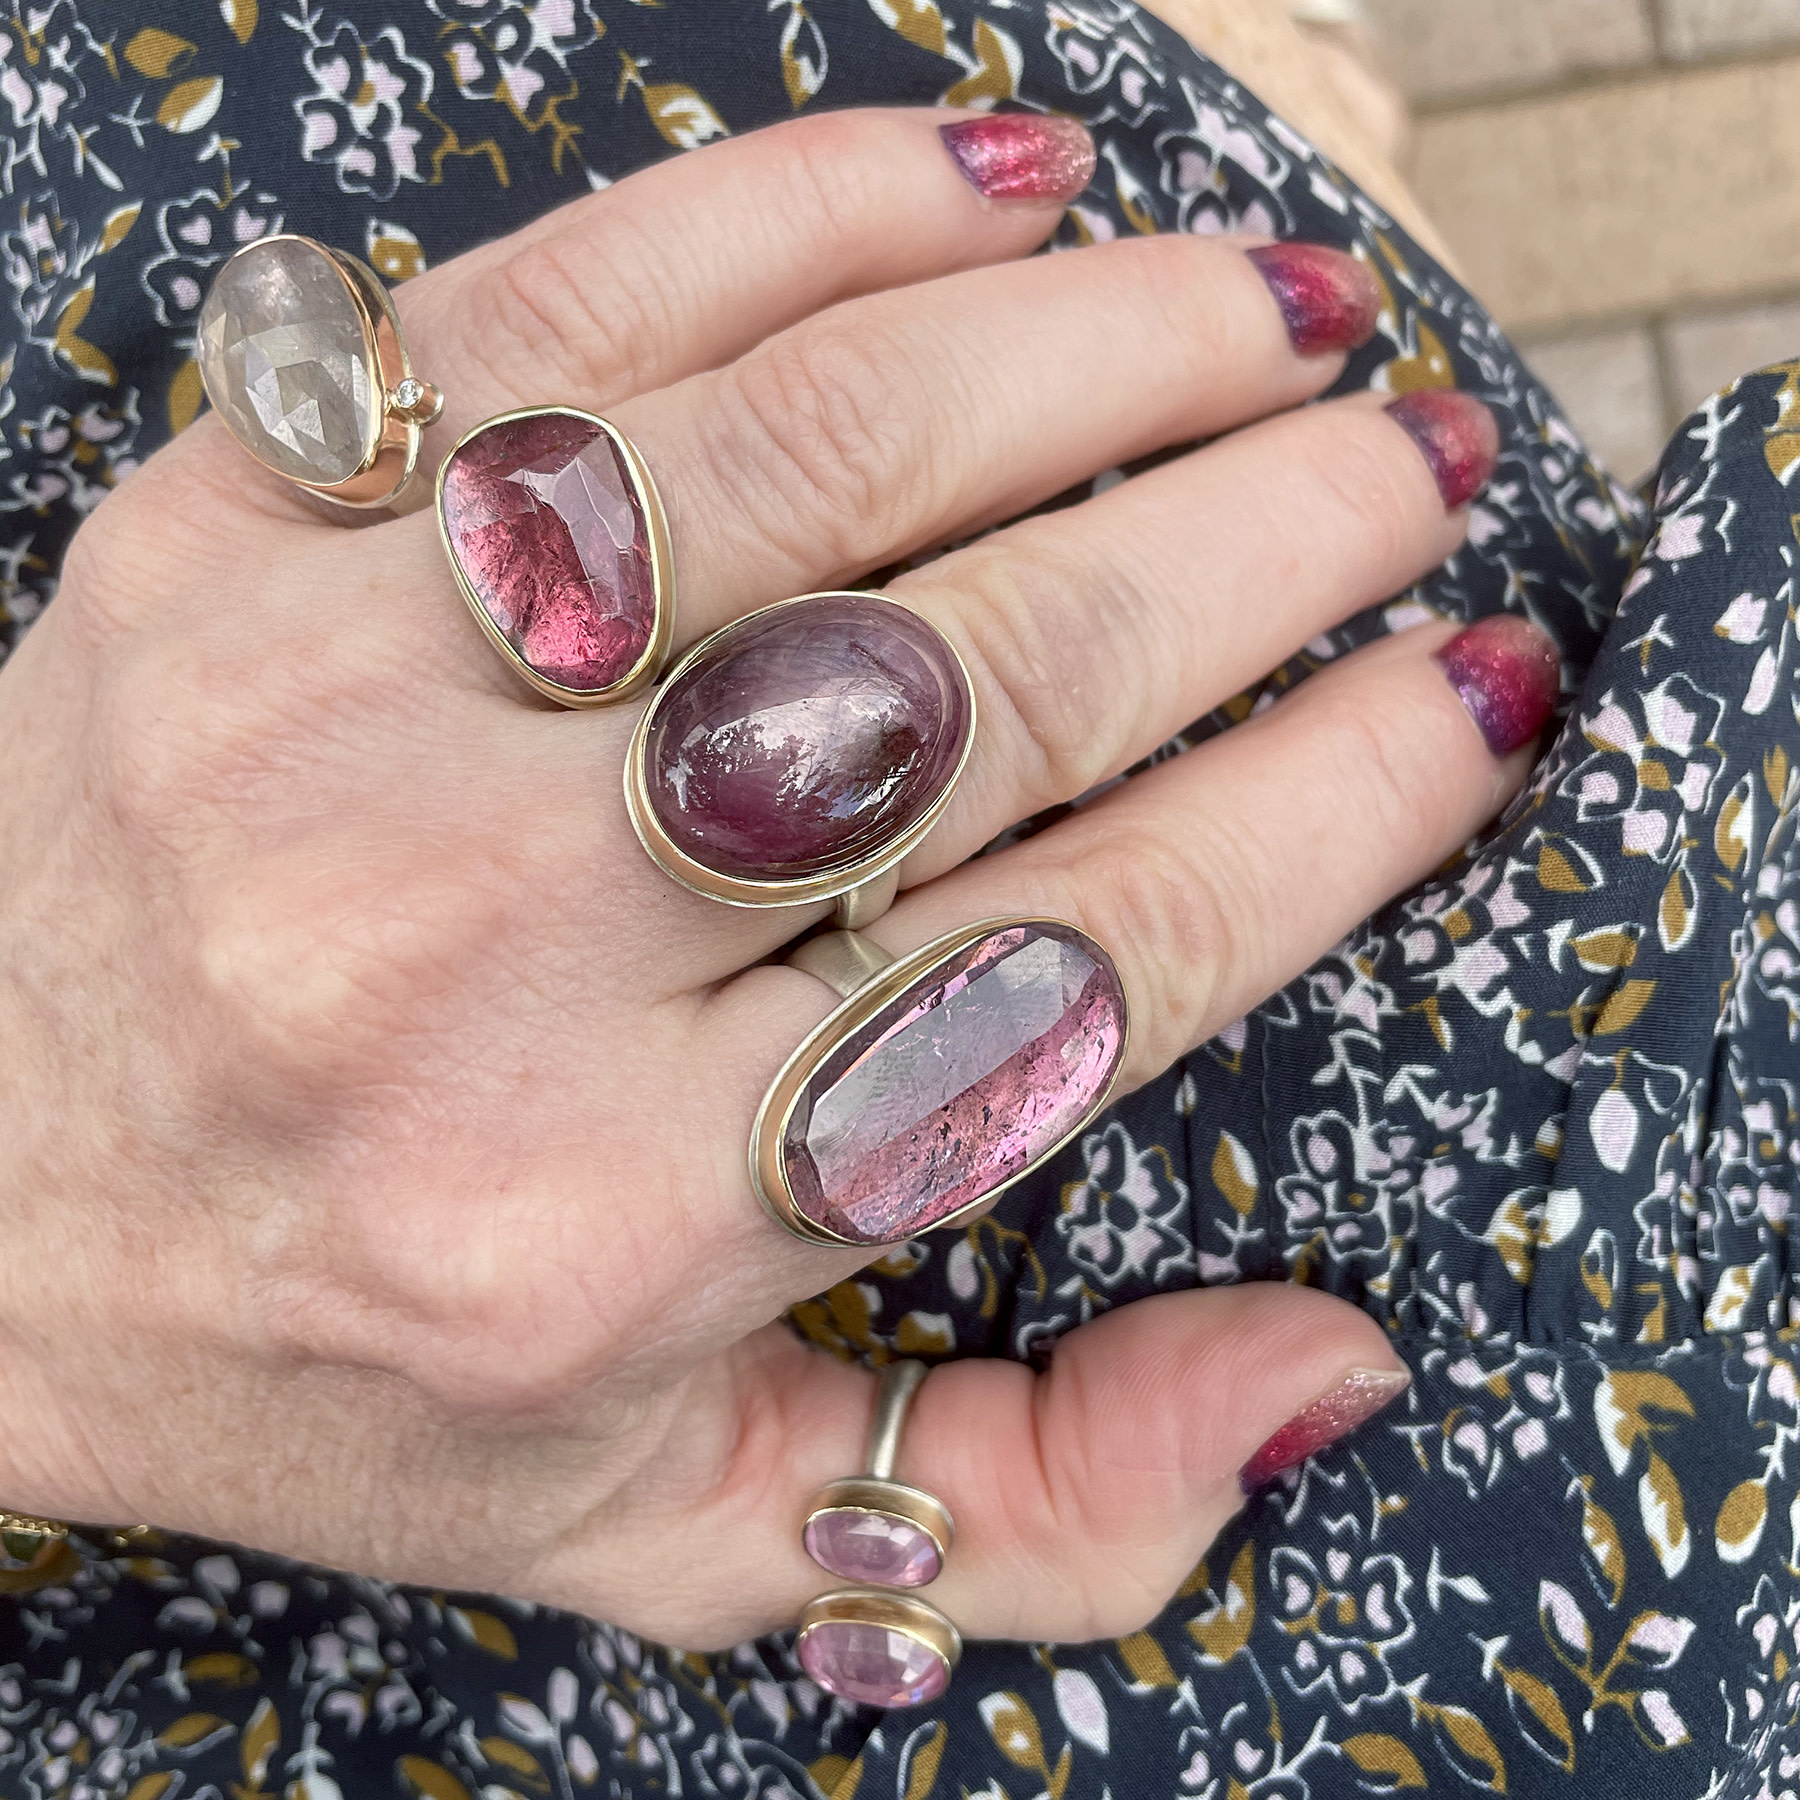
top-left (625, 592), bottom-right (976, 927)
top-left (757, 919), bottom-right (1129, 1248)
top-left (437, 406), bottom-right (675, 707)
top-left (198, 235), bottom-right (444, 510)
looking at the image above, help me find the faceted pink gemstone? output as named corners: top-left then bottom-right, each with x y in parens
top-left (641, 594), bottom-right (972, 880)
top-left (799, 1621), bottom-right (949, 1708)
top-left (784, 923), bottom-right (1127, 1245)
top-left (804, 1509), bottom-right (942, 1587)
top-left (440, 409), bottom-right (655, 693)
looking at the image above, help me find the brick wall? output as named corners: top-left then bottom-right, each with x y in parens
top-left (1361, 0), bottom-right (1800, 481)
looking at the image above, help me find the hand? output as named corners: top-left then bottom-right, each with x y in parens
top-left (0, 108), bottom-right (1545, 1648)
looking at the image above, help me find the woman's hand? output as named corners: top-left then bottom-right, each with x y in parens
top-left (0, 108), bottom-right (1542, 1648)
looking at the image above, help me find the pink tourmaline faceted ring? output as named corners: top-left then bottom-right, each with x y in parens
top-left (437, 406), bottom-right (675, 706)
top-left (625, 592), bottom-right (976, 927)
top-left (197, 234), bottom-right (444, 511)
top-left (803, 1360), bottom-right (954, 1590)
top-left (758, 918), bottom-right (1129, 1248)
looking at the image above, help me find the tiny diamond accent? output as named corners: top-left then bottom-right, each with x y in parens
top-left (393, 377), bottom-right (425, 411)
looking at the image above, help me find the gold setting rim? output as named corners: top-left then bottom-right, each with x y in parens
top-left (751, 917), bottom-right (1131, 1248)
top-left (796, 1588), bottom-right (963, 1683)
top-left (199, 233), bottom-right (431, 510)
top-left (623, 592), bottom-right (978, 909)
top-left (434, 405), bottom-right (676, 708)
top-left (804, 1477), bottom-right (956, 1574)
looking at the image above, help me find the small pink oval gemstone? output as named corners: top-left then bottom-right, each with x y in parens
top-left (441, 409), bottom-right (655, 694)
top-left (642, 594), bottom-right (972, 881)
top-left (804, 1509), bottom-right (942, 1587)
top-left (784, 923), bottom-right (1126, 1245)
top-left (799, 1621), bottom-right (949, 1708)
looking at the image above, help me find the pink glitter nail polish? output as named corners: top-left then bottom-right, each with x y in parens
top-left (939, 115), bottom-right (1096, 202)
top-left (1240, 1367), bottom-right (1411, 1492)
top-left (1436, 614), bottom-right (1563, 758)
top-left (1246, 244), bottom-right (1382, 356)
top-left (1385, 390), bottom-right (1500, 509)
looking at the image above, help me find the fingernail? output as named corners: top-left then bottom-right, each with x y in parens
top-left (1385, 390), bottom-right (1500, 509)
top-left (939, 115), bottom-right (1096, 203)
top-left (1246, 244), bottom-right (1381, 355)
top-left (1240, 1367), bottom-right (1411, 1493)
top-left (1435, 614), bottom-right (1562, 758)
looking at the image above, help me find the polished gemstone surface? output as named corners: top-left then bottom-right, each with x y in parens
top-left (198, 237), bottom-right (378, 485)
top-left (799, 1621), bottom-right (949, 1708)
top-left (440, 411), bottom-right (657, 694)
top-left (783, 924), bottom-right (1127, 1244)
top-left (642, 595), bottom-right (971, 881)
top-left (804, 1508), bottom-right (942, 1587)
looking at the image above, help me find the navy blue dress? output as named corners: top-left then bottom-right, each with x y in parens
top-left (2, 1), bottom-right (1797, 1794)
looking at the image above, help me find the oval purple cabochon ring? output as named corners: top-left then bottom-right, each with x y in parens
top-left (624, 592), bottom-right (976, 909)
top-left (754, 919), bottom-right (1130, 1248)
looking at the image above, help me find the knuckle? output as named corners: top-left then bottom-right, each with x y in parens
top-left (1088, 820), bottom-right (1240, 1056)
top-left (1302, 414), bottom-right (1424, 577)
top-left (1294, 677), bottom-right (1449, 849)
top-left (710, 321), bottom-right (924, 573)
top-left (477, 227), bottom-right (668, 399)
top-left (936, 547), bottom-right (1131, 806)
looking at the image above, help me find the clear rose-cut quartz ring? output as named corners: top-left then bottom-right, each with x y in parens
top-left (197, 235), bottom-right (443, 510)
top-left (625, 593), bottom-right (976, 929)
top-left (797, 1360), bottom-right (963, 1709)
top-left (437, 406), bottom-right (675, 707)
top-left (760, 919), bottom-right (1129, 1247)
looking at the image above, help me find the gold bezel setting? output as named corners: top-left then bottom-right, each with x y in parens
top-left (797, 1588), bottom-right (962, 1690)
top-left (435, 405), bottom-right (676, 708)
top-left (624, 592), bottom-right (977, 910)
top-left (752, 917), bottom-right (1131, 1248)
top-left (199, 233), bottom-right (440, 510)
top-left (804, 1477), bottom-right (955, 1571)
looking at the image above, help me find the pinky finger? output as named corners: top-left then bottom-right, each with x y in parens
top-left (869, 613), bottom-right (1561, 1082)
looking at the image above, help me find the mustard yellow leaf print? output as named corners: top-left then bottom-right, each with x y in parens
top-left (867, 0), bottom-right (947, 57)
top-left (1593, 978), bottom-right (1656, 1034)
top-left (158, 76), bottom-right (225, 134)
top-left (398, 1756), bottom-right (473, 1800)
top-left (1188, 1540), bottom-right (1255, 1664)
top-left (900, 1721), bottom-right (947, 1800)
top-left (53, 280), bottom-right (115, 384)
top-left (239, 1696), bottom-right (278, 1790)
top-left (1639, 1449), bottom-right (1691, 1577)
top-left (218, 0), bottom-right (258, 44)
top-left (479, 1736), bottom-right (551, 1792)
top-left (449, 1607), bottom-right (519, 1660)
top-left (1342, 1733), bottom-right (1428, 1788)
top-left (1211, 1129), bottom-right (1258, 1216)
top-left (124, 27), bottom-right (197, 79)
top-left (778, 0), bottom-right (827, 109)
top-left (124, 1776), bottom-right (177, 1800)
top-left (944, 19), bottom-right (1019, 107)
top-left (808, 1753), bottom-right (862, 1799)
top-left (158, 1713), bottom-right (231, 1749)
top-left (1716, 1477), bottom-right (1769, 1562)
top-left (99, 202), bottom-right (142, 251)
top-left (168, 359), bottom-right (204, 435)
top-left (1115, 1630), bottom-right (1179, 1688)
top-left (1499, 1664), bottom-right (1577, 1773)
top-left (1576, 1477), bottom-right (1628, 1606)
top-left (1415, 1701), bottom-right (1507, 1792)
top-left (617, 53), bottom-right (729, 148)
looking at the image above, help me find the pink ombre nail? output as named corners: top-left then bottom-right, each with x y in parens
top-left (1386, 390), bottom-right (1500, 509)
top-left (1436, 614), bottom-right (1562, 758)
top-left (939, 115), bottom-right (1096, 202)
top-left (1240, 1367), bottom-right (1411, 1492)
top-left (1247, 244), bottom-right (1382, 356)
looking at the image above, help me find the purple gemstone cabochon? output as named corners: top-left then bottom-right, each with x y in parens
top-left (781, 922), bottom-right (1127, 1245)
top-left (641, 594), bottom-right (972, 881)
top-left (440, 409), bottom-right (656, 693)
top-left (798, 1621), bottom-right (950, 1708)
top-left (803, 1508), bottom-right (943, 1588)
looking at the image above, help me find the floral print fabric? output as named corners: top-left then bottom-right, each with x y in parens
top-left (2, 0), bottom-right (1798, 1796)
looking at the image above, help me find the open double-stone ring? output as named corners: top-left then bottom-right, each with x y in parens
top-left (198, 236), bottom-right (1132, 1261)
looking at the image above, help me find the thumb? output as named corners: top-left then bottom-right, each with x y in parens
top-left (911, 1282), bottom-right (1410, 1641)
top-left (559, 1283), bottom-right (1408, 1653)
